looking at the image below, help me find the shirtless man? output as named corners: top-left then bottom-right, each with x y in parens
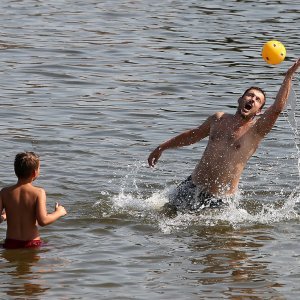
top-left (0, 152), bottom-right (67, 249)
top-left (148, 59), bottom-right (300, 211)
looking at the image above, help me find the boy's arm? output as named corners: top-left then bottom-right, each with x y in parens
top-left (0, 212), bottom-right (6, 223)
top-left (255, 58), bottom-right (300, 137)
top-left (36, 188), bottom-right (67, 227)
top-left (148, 114), bottom-right (213, 167)
top-left (0, 193), bottom-right (6, 224)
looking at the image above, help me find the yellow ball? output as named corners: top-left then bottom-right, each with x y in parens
top-left (261, 40), bottom-right (286, 65)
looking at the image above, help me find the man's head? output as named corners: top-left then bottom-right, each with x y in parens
top-left (238, 87), bottom-right (266, 119)
top-left (14, 152), bottom-right (40, 180)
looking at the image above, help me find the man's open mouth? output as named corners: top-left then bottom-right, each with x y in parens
top-left (244, 102), bottom-right (253, 110)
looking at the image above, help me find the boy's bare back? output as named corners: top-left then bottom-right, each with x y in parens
top-left (1, 183), bottom-right (45, 241)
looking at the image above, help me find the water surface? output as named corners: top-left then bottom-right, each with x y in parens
top-left (0, 0), bottom-right (300, 299)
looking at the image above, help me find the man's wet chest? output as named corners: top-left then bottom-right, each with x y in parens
top-left (210, 124), bottom-right (255, 150)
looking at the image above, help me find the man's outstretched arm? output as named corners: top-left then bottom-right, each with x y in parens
top-left (148, 115), bottom-right (212, 167)
top-left (255, 58), bottom-right (300, 137)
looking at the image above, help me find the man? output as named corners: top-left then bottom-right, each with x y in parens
top-left (148, 59), bottom-right (300, 211)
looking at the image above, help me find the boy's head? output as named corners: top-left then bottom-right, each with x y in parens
top-left (14, 152), bottom-right (40, 180)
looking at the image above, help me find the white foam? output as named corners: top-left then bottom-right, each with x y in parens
top-left (97, 186), bottom-right (300, 234)
top-left (111, 188), bottom-right (169, 211)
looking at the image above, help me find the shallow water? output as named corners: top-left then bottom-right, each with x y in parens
top-left (0, 0), bottom-right (300, 299)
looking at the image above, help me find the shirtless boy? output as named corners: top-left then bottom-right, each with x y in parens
top-left (0, 152), bottom-right (67, 249)
top-left (148, 58), bottom-right (300, 211)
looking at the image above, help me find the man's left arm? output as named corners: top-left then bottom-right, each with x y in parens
top-left (255, 58), bottom-right (300, 137)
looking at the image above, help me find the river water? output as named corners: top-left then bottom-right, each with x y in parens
top-left (0, 0), bottom-right (299, 299)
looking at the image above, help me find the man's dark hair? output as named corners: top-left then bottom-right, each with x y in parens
top-left (14, 152), bottom-right (40, 179)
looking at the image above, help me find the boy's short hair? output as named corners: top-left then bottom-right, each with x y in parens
top-left (14, 152), bottom-right (40, 179)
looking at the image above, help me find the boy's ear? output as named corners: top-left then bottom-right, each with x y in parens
top-left (32, 169), bottom-right (38, 179)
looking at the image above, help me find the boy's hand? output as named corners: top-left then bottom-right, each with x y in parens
top-left (55, 202), bottom-right (67, 217)
top-left (0, 212), bottom-right (6, 223)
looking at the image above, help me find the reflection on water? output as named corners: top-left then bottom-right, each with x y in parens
top-left (187, 226), bottom-right (281, 298)
top-left (1, 249), bottom-right (49, 298)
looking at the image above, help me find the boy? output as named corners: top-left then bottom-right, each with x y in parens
top-left (0, 152), bottom-right (67, 249)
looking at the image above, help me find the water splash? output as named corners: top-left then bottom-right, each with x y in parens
top-left (283, 80), bottom-right (300, 202)
top-left (111, 188), bottom-right (169, 212)
top-left (158, 192), bottom-right (299, 233)
top-left (286, 85), bottom-right (300, 177)
top-left (110, 161), bottom-right (170, 212)
top-left (96, 174), bottom-right (299, 234)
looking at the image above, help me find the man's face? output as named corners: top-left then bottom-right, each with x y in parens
top-left (238, 89), bottom-right (265, 119)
